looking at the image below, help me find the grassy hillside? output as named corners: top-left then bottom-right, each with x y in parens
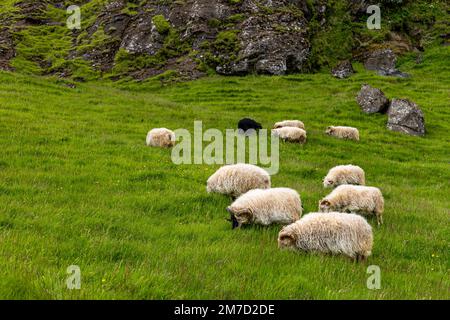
top-left (0, 45), bottom-right (449, 299)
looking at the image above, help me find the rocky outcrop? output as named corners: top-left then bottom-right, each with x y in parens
top-left (217, 12), bottom-right (310, 75)
top-left (70, 0), bottom-right (311, 78)
top-left (331, 60), bottom-right (354, 79)
top-left (80, 2), bottom-right (130, 72)
top-left (356, 84), bottom-right (389, 114)
top-left (120, 13), bottom-right (163, 55)
top-left (0, 0), bottom-right (443, 81)
top-left (387, 99), bottom-right (425, 136)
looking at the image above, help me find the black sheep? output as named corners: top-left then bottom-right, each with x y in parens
top-left (238, 118), bottom-right (262, 133)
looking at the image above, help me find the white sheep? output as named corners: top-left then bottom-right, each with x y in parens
top-left (273, 120), bottom-right (305, 130)
top-left (146, 128), bottom-right (175, 148)
top-left (319, 185), bottom-right (384, 225)
top-left (323, 165), bottom-right (365, 188)
top-left (206, 164), bottom-right (271, 198)
top-left (272, 127), bottom-right (307, 144)
top-left (278, 212), bottom-right (373, 261)
top-left (326, 126), bottom-right (360, 141)
top-left (227, 188), bottom-right (302, 228)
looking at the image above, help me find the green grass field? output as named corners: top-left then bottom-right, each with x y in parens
top-left (0, 45), bottom-right (449, 300)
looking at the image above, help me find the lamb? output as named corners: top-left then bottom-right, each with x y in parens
top-left (227, 188), bottom-right (302, 229)
top-left (146, 128), bottom-right (175, 148)
top-left (206, 164), bottom-right (271, 198)
top-left (273, 120), bottom-right (305, 130)
top-left (272, 127), bottom-right (307, 144)
top-left (326, 126), bottom-right (360, 141)
top-left (319, 185), bottom-right (384, 225)
top-left (323, 165), bottom-right (365, 188)
top-left (278, 212), bottom-right (373, 261)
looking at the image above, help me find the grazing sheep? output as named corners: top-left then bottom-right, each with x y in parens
top-left (323, 165), bottom-right (366, 188)
top-left (272, 127), bottom-right (307, 144)
top-left (273, 120), bottom-right (305, 130)
top-left (146, 128), bottom-right (175, 148)
top-left (326, 126), bottom-right (360, 141)
top-left (319, 185), bottom-right (384, 225)
top-left (207, 164), bottom-right (271, 198)
top-left (227, 188), bottom-right (302, 229)
top-left (238, 118), bottom-right (262, 134)
top-left (278, 212), bottom-right (373, 261)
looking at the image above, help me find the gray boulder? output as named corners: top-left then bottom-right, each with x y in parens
top-left (364, 48), bottom-right (396, 72)
top-left (356, 84), bottom-right (390, 114)
top-left (387, 99), bottom-right (425, 136)
top-left (364, 48), bottom-right (410, 78)
top-left (331, 60), bottom-right (354, 79)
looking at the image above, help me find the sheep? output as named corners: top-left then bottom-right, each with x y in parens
top-left (272, 127), bottom-right (307, 144)
top-left (319, 185), bottom-right (384, 225)
top-left (238, 118), bottom-right (262, 134)
top-left (273, 120), bottom-right (305, 130)
top-left (227, 188), bottom-right (302, 229)
top-left (146, 128), bottom-right (175, 148)
top-left (326, 126), bottom-right (360, 141)
top-left (323, 165), bottom-right (366, 188)
top-left (278, 212), bottom-right (373, 262)
top-left (206, 164), bottom-right (271, 198)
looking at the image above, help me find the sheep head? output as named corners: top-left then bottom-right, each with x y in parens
top-left (278, 230), bottom-right (296, 249)
top-left (325, 127), bottom-right (334, 135)
top-left (323, 178), bottom-right (334, 188)
top-left (319, 199), bottom-right (332, 212)
top-left (226, 206), bottom-right (252, 229)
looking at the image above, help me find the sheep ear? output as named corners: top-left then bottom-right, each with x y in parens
top-left (321, 199), bottom-right (330, 206)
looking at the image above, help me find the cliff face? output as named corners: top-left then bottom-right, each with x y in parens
top-left (0, 0), bottom-right (448, 82)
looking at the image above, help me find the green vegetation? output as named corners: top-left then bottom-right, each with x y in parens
top-left (308, 1), bottom-right (354, 68)
top-left (152, 15), bottom-right (171, 35)
top-left (306, 0), bottom-right (449, 70)
top-left (112, 48), bottom-right (162, 77)
top-left (0, 45), bottom-right (448, 299)
top-left (214, 30), bottom-right (240, 53)
top-left (121, 0), bottom-right (140, 16)
top-left (77, 27), bottom-right (116, 55)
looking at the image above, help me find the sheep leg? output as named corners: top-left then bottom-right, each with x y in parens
top-left (376, 212), bottom-right (383, 226)
top-left (355, 253), bottom-right (367, 263)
